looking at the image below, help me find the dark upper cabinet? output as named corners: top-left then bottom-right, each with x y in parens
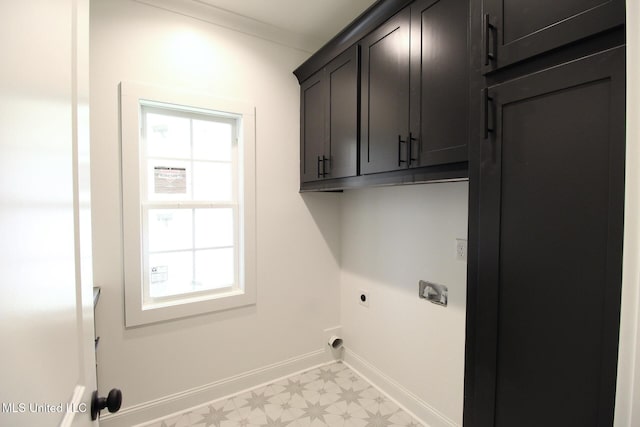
top-left (297, 0), bottom-right (469, 188)
top-left (482, 0), bottom-right (624, 73)
top-left (360, 1), bottom-right (468, 176)
top-left (300, 72), bottom-right (326, 183)
top-left (360, 8), bottom-right (411, 175)
top-left (472, 47), bottom-right (625, 427)
top-left (300, 46), bottom-right (358, 183)
top-left (326, 47), bottom-right (359, 180)
top-left (409, 0), bottom-right (468, 167)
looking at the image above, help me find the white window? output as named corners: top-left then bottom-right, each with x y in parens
top-left (121, 82), bottom-right (256, 326)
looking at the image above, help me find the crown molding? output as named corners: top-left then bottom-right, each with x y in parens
top-left (133, 0), bottom-right (321, 54)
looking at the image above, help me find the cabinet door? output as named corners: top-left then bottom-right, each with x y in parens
top-left (360, 8), bottom-right (411, 175)
top-left (472, 47), bottom-right (624, 427)
top-left (410, 0), bottom-right (468, 167)
top-left (482, 0), bottom-right (624, 73)
top-left (300, 72), bottom-right (326, 183)
top-left (326, 46), bottom-right (358, 179)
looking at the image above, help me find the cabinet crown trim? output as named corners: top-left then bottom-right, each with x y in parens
top-left (293, 0), bottom-right (413, 84)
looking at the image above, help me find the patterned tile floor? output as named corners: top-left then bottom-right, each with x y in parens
top-left (141, 362), bottom-right (424, 427)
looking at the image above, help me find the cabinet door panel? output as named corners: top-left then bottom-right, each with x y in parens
top-left (410, 0), bottom-right (468, 167)
top-left (327, 46), bottom-right (358, 179)
top-left (300, 74), bottom-right (326, 183)
top-left (474, 47), bottom-right (625, 426)
top-left (482, 0), bottom-right (624, 72)
top-left (361, 8), bottom-right (410, 175)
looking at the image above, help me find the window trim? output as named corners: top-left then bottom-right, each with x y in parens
top-left (120, 82), bottom-right (256, 327)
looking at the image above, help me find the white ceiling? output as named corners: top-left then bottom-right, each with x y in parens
top-left (195, 0), bottom-right (378, 48)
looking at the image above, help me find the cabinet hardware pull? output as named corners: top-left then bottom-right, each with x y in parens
top-left (484, 88), bottom-right (495, 139)
top-left (408, 133), bottom-right (418, 166)
top-left (483, 14), bottom-right (496, 66)
top-left (322, 155), bottom-right (330, 177)
top-left (317, 155), bottom-right (323, 178)
top-left (398, 135), bottom-right (407, 167)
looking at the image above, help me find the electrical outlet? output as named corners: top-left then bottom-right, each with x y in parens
top-left (456, 238), bottom-right (467, 261)
top-left (359, 290), bottom-right (370, 307)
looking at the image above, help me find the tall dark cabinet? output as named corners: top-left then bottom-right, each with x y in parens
top-left (473, 48), bottom-right (625, 427)
top-left (465, 1), bottom-right (626, 426)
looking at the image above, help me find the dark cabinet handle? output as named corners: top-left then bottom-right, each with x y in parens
top-left (483, 14), bottom-right (496, 66)
top-left (317, 155), bottom-right (329, 178)
top-left (484, 88), bottom-right (494, 139)
top-left (408, 133), bottom-right (418, 166)
top-left (398, 135), bottom-right (407, 167)
top-left (91, 388), bottom-right (122, 420)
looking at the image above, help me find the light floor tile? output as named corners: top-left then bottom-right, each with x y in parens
top-left (144, 363), bottom-right (425, 427)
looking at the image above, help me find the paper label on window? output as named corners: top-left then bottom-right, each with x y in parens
top-left (151, 265), bottom-right (168, 283)
top-left (154, 167), bottom-right (186, 194)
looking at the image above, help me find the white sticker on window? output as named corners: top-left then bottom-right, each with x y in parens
top-left (151, 265), bottom-right (168, 283)
top-left (154, 167), bottom-right (187, 194)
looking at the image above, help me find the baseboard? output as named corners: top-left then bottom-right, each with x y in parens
top-left (343, 348), bottom-right (460, 427)
top-left (100, 349), bottom-right (332, 427)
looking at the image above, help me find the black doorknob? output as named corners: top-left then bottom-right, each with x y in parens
top-left (91, 388), bottom-right (122, 420)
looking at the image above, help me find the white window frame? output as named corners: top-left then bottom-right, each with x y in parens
top-left (120, 82), bottom-right (256, 327)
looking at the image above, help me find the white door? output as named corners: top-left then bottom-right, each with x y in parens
top-left (0, 1), bottom-right (98, 426)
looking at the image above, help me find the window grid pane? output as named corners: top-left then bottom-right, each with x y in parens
top-left (145, 112), bottom-right (191, 159)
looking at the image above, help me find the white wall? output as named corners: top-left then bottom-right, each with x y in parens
top-left (340, 182), bottom-right (468, 426)
top-left (90, 0), bottom-right (341, 422)
top-left (615, 1), bottom-right (640, 425)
